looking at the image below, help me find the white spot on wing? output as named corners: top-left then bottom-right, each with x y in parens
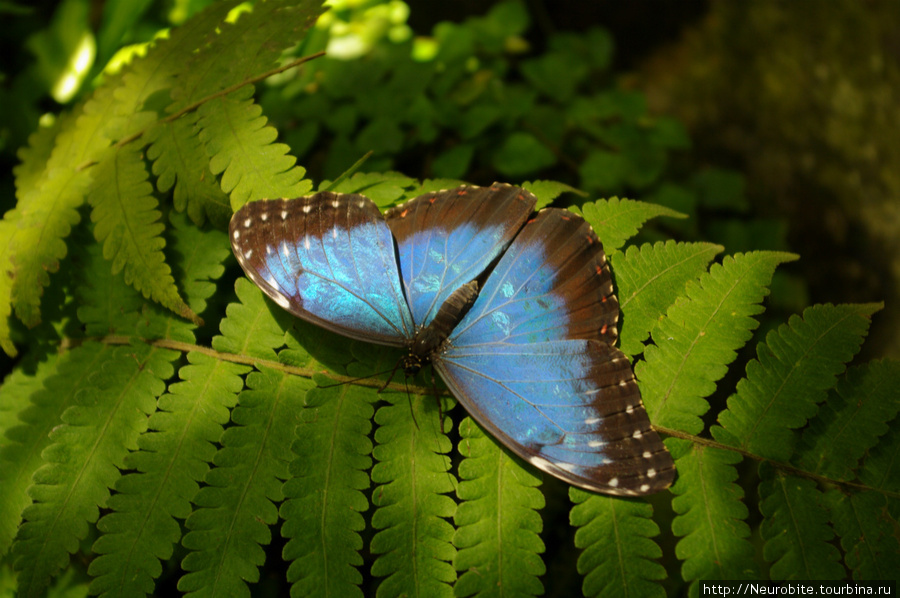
top-left (272, 293), bottom-right (291, 309)
top-left (647, 468), bottom-right (657, 478)
top-left (243, 249), bottom-right (253, 259)
top-left (243, 218), bottom-right (251, 228)
top-left (232, 230), bottom-right (240, 240)
top-left (266, 245), bottom-right (274, 255)
top-left (529, 456), bottom-right (553, 471)
top-left (640, 484), bottom-right (650, 493)
top-left (261, 213), bottom-right (269, 222)
top-left (632, 429), bottom-right (643, 439)
top-left (588, 440), bottom-right (604, 448)
top-left (331, 199), bottom-right (340, 208)
top-left (303, 204), bottom-right (311, 214)
top-left (608, 477), bottom-right (619, 487)
top-left (643, 451), bottom-right (652, 459)
top-left (281, 210), bottom-right (288, 220)
top-left (585, 417), bottom-right (600, 425)
top-left (282, 243), bottom-right (290, 258)
top-left (626, 405), bottom-right (634, 414)
top-left (266, 275), bottom-right (278, 288)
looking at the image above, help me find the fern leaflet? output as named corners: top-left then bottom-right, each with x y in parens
top-left (179, 367), bottom-right (311, 597)
top-left (668, 438), bottom-right (757, 588)
top-left (712, 303), bottom-right (880, 462)
top-left (453, 417), bottom-right (545, 598)
top-left (637, 251), bottom-right (797, 434)
top-left (370, 391), bottom-right (457, 597)
top-left (197, 86), bottom-right (312, 208)
top-left (576, 197), bottom-right (685, 255)
top-left (0, 352), bottom-right (62, 556)
top-left (570, 488), bottom-right (666, 597)
top-left (281, 379), bottom-right (375, 598)
top-left (614, 241), bottom-right (723, 356)
top-left (759, 463), bottom-right (843, 580)
top-left (794, 360), bottom-right (900, 480)
top-left (825, 490), bottom-right (900, 580)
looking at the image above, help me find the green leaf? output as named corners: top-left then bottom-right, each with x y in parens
top-left (179, 367), bottom-right (311, 597)
top-left (75, 232), bottom-right (145, 338)
top-left (638, 252), bottom-right (797, 434)
top-left (575, 197), bottom-right (685, 256)
top-left (570, 488), bottom-right (666, 597)
top-left (0, 352), bottom-right (62, 556)
top-left (198, 86), bottom-right (312, 209)
top-left (88, 353), bottom-right (249, 598)
top-left (11, 343), bottom-right (177, 598)
top-left (614, 241), bottom-right (723, 356)
top-left (214, 278), bottom-right (294, 361)
top-left (88, 146), bottom-right (198, 324)
top-left (712, 303), bottom-right (880, 462)
top-left (370, 391), bottom-right (456, 597)
top-left (492, 132), bottom-right (556, 178)
top-left (669, 439), bottom-right (757, 589)
top-left (825, 490), bottom-right (900, 580)
top-left (146, 114), bottom-right (231, 227)
top-left (453, 417), bottom-right (544, 598)
top-left (521, 179), bottom-right (582, 210)
top-left (860, 417), bottom-right (900, 494)
top-left (795, 360), bottom-right (900, 480)
top-left (759, 464), bottom-right (843, 580)
top-left (281, 379), bottom-right (375, 598)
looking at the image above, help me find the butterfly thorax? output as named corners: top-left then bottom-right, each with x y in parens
top-left (403, 280), bottom-right (480, 375)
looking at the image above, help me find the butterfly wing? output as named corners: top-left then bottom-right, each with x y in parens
top-left (230, 192), bottom-right (415, 346)
top-left (434, 208), bottom-right (674, 495)
top-left (385, 183), bottom-right (536, 329)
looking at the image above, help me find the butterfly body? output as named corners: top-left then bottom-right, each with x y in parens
top-left (230, 183), bottom-right (674, 495)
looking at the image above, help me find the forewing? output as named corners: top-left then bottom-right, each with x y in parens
top-left (230, 192), bottom-right (414, 346)
top-left (449, 208), bottom-right (620, 347)
top-left (385, 183), bottom-right (537, 329)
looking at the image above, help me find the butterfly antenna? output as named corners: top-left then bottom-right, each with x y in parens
top-left (318, 366), bottom-right (396, 389)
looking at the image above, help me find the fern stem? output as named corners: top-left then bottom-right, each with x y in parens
top-left (114, 51), bottom-right (327, 149)
top-left (655, 424), bottom-right (900, 499)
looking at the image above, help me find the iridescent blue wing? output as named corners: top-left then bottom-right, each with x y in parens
top-left (434, 340), bottom-right (673, 495)
top-left (385, 183), bottom-right (536, 329)
top-left (230, 192), bottom-right (415, 346)
top-left (448, 207), bottom-right (620, 346)
top-left (434, 208), bottom-right (674, 495)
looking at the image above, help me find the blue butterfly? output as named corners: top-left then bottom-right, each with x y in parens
top-left (230, 183), bottom-right (674, 495)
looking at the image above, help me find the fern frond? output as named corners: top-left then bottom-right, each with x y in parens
top-left (9, 101), bottom-right (101, 327)
top-left (75, 236), bottom-right (145, 338)
top-left (11, 342), bottom-right (177, 598)
top-left (179, 368), bottom-right (310, 597)
top-left (576, 197), bottom-right (685, 255)
top-left (795, 360), bottom-right (900, 480)
top-left (214, 278), bottom-right (294, 360)
top-left (281, 380), bottom-right (375, 598)
top-left (614, 241), bottom-right (723, 356)
top-left (13, 117), bottom-right (63, 201)
top-left (322, 171), bottom-right (416, 205)
top-left (88, 145), bottom-right (198, 324)
top-left (89, 353), bottom-right (250, 598)
top-left (370, 391), bottom-right (457, 597)
top-left (712, 303), bottom-right (879, 462)
top-left (860, 420), bottom-right (900, 493)
top-left (167, 212), bottom-right (231, 322)
top-left (0, 218), bottom-right (18, 357)
top-left (570, 488), bottom-right (666, 597)
top-left (453, 417), bottom-right (545, 598)
top-left (826, 489), bottom-right (900, 580)
top-left (0, 353), bottom-right (61, 556)
top-left (637, 251), bottom-right (797, 434)
top-left (146, 114), bottom-right (231, 226)
top-left (521, 179), bottom-right (581, 210)
top-left (168, 0), bottom-right (324, 110)
top-left (668, 438), bottom-right (757, 588)
top-left (197, 86), bottom-right (312, 207)
top-left (758, 463), bottom-right (843, 580)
